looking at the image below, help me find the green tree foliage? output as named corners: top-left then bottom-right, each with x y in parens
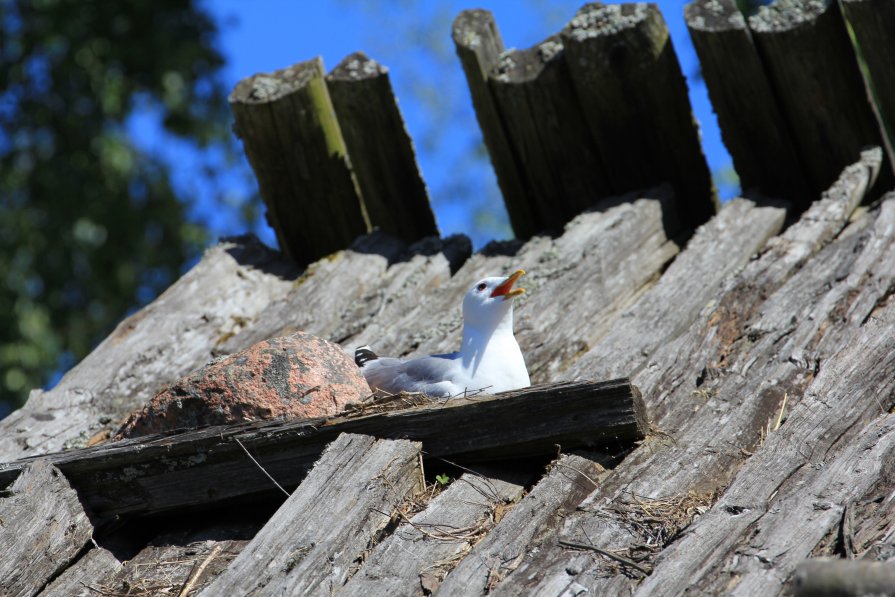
top-left (0, 0), bottom-right (234, 413)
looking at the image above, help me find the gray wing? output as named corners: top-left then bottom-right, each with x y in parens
top-left (361, 353), bottom-right (464, 396)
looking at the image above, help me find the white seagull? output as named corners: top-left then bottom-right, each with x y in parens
top-left (355, 269), bottom-right (531, 397)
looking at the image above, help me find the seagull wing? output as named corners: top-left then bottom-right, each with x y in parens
top-left (361, 353), bottom-right (465, 397)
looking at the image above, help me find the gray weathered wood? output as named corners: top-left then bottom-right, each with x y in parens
top-left (230, 57), bottom-right (369, 264)
top-left (0, 236), bottom-right (297, 462)
top-left (489, 152), bottom-right (890, 595)
top-left (0, 380), bottom-right (645, 522)
top-left (340, 471), bottom-right (525, 596)
top-left (38, 548), bottom-right (123, 597)
top-left (793, 559), bottom-right (895, 597)
top-left (488, 35), bottom-right (611, 232)
top-left (200, 434), bottom-right (423, 596)
top-left (327, 52), bottom-right (439, 243)
top-left (0, 461), bottom-right (94, 597)
top-left (749, 0), bottom-right (892, 198)
top-left (437, 454), bottom-right (608, 596)
top-left (562, 3), bottom-right (717, 228)
top-left (452, 9), bottom-right (538, 239)
top-left (685, 0), bottom-right (811, 202)
top-left (841, 0), bottom-right (895, 174)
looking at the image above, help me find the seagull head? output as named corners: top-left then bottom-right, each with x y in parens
top-left (462, 269), bottom-right (526, 331)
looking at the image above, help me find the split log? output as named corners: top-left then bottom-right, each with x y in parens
top-left (230, 57), bottom-right (369, 264)
top-left (487, 154), bottom-right (890, 594)
top-left (38, 548), bottom-right (123, 597)
top-left (0, 236), bottom-right (296, 461)
top-left (792, 559), bottom-right (895, 597)
top-left (840, 0), bottom-right (895, 173)
top-left (452, 10), bottom-right (538, 239)
top-left (200, 434), bottom-right (423, 596)
top-left (0, 461), bottom-right (94, 597)
top-left (438, 454), bottom-right (608, 596)
top-left (685, 0), bottom-right (811, 202)
top-left (340, 471), bottom-right (525, 596)
top-left (0, 380), bottom-right (645, 522)
top-left (488, 35), bottom-right (611, 232)
top-left (748, 0), bottom-right (892, 199)
top-left (326, 52), bottom-right (439, 243)
top-left (561, 3), bottom-right (716, 229)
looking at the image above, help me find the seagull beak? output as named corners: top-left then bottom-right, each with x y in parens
top-left (491, 269), bottom-right (526, 300)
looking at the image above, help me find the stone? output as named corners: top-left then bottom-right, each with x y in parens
top-left (115, 332), bottom-right (369, 439)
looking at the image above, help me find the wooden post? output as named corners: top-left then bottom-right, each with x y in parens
top-left (326, 52), bottom-right (439, 243)
top-left (748, 0), bottom-right (892, 199)
top-left (488, 35), bottom-right (613, 232)
top-left (452, 10), bottom-right (538, 239)
top-left (561, 3), bottom-right (717, 230)
top-left (840, 0), bottom-right (895, 174)
top-left (229, 57), bottom-right (369, 265)
top-left (685, 0), bottom-right (811, 203)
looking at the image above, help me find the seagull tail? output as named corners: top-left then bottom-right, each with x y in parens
top-left (354, 345), bottom-right (378, 367)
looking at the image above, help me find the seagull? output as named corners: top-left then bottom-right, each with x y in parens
top-left (355, 269), bottom-right (531, 397)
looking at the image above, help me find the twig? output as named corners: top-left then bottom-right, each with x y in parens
top-left (234, 437), bottom-right (291, 498)
top-left (178, 544), bottom-right (223, 597)
top-left (774, 392), bottom-right (788, 431)
top-left (558, 539), bottom-right (651, 576)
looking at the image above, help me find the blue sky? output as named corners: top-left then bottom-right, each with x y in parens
top-left (133, 0), bottom-right (736, 249)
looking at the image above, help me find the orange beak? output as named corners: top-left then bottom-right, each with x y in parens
top-left (491, 269), bottom-right (526, 300)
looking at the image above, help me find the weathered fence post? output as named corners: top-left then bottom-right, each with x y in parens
top-left (326, 51), bottom-right (439, 243)
top-left (230, 57), bottom-right (368, 265)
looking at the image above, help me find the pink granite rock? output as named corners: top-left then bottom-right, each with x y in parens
top-left (116, 331), bottom-right (370, 439)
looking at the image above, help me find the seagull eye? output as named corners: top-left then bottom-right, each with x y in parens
top-left (477, 283), bottom-right (487, 292)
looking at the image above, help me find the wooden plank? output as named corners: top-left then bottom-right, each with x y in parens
top-left (561, 3), bottom-right (717, 229)
top-left (452, 9), bottom-right (538, 239)
top-left (437, 454), bottom-right (608, 596)
top-left (841, 0), bottom-right (895, 174)
top-left (488, 35), bottom-right (611, 232)
top-left (326, 52), bottom-right (439, 243)
top-left (340, 471), bottom-right (525, 596)
top-left (200, 434), bottom-right (423, 596)
top-left (488, 153), bottom-right (891, 595)
top-left (685, 0), bottom-right (811, 202)
top-left (563, 197), bottom-right (786, 382)
top-left (748, 0), bottom-right (893, 200)
top-left (0, 461), bottom-right (94, 597)
top-left (230, 57), bottom-right (369, 264)
top-left (0, 236), bottom-right (297, 462)
top-left (793, 560), bottom-right (895, 597)
top-left (0, 380), bottom-right (645, 522)
top-left (38, 548), bottom-right (123, 597)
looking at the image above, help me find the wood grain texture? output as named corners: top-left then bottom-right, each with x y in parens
top-left (0, 237), bottom-right (297, 462)
top-left (200, 434), bottom-right (423, 596)
top-left (685, 0), bottom-right (811, 201)
top-left (793, 559), bottom-right (895, 597)
top-left (437, 454), bottom-right (608, 596)
top-left (230, 57), bottom-right (368, 264)
top-left (452, 9), bottom-right (537, 238)
top-left (0, 380), bottom-right (645, 522)
top-left (748, 0), bottom-right (892, 199)
top-left (0, 461), bottom-right (94, 597)
top-left (38, 548), bottom-right (123, 597)
top-left (561, 3), bottom-right (717, 228)
top-left (327, 52), bottom-right (439, 243)
top-left (341, 471), bottom-right (525, 596)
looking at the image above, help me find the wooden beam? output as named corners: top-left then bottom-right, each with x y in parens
top-left (452, 9), bottom-right (538, 239)
top-left (0, 380), bottom-right (645, 522)
top-left (561, 3), bottom-right (717, 229)
top-left (326, 52), bottom-right (439, 243)
top-left (0, 461), bottom-right (94, 597)
top-left (199, 434), bottom-right (423, 596)
top-left (748, 0), bottom-right (892, 200)
top-left (793, 559), bottom-right (895, 597)
top-left (685, 0), bottom-right (811, 202)
top-left (39, 547), bottom-right (123, 597)
top-left (230, 57), bottom-right (369, 264)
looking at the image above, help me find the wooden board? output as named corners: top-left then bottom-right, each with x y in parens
top-left (0, 461), bottom-right (94, 597)
top-left (38, 547), bottom-right (122, 597)
top-left (199, 434), bottom-right (423, 596)
top-left (0, 380), bottom-right (645, 522)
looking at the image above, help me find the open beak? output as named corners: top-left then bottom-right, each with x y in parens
top-left (491, 269), bottom-right (526, 300)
